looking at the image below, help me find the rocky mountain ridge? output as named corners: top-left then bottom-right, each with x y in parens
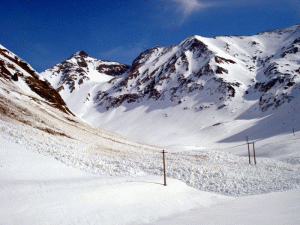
top-left (39, 23), bottom-right (300, 146)
top-left (42, 24), bottom-right (300, 113)
top-left (0, 44), bottom-right (74, 117)
top-left (0, 44), bottom-right (158, 153)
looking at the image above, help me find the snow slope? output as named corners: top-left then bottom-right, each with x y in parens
top-left (1, 126), bottom-right (300, 225)
top-left (0, 133), bottom-right (230, 225)
top-left (0, 44), bottom-right (73, 116)
top-left (1, 26), bottom-right (300, 225)
top-left (1, 118), bottom-right (300, 197)
top-left (40, 50), bottom-right (130, 117)
top-left (40, 24), bottom-right (300, 149)
top-left (0, 43), bottom-right (161, 163)
top-left (1, 41), bottom-right (300, 197)
top-left (149, 188), bottom-right (300, 225)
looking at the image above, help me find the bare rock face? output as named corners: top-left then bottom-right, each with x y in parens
top-left (96, 64), bottom-right (130, 76)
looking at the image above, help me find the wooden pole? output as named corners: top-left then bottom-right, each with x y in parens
top-left (293, 128), bottom-right (295, 136)
top-left (163, 150), bottom-right (167, 186)
top-left (247, 143), bottom-right (251, 165)
top-left (246, 136), bottom-right (251, 165)
top-left (253, 142), bottom-right (256, 165)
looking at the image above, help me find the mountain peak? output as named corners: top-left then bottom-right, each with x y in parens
top-left (70, 50), bottom-right (89, 58)
top-left (256, 23), bottom-right (300, 36)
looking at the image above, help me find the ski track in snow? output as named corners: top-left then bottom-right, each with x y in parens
top-left (1, 120), bottom-right (300, 197)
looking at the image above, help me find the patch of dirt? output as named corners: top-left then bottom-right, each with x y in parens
top-left (36, 126), bottom-right (71, 138)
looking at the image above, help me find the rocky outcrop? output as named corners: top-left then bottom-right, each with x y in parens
top-left (0, 45), bottom-right (74, 116)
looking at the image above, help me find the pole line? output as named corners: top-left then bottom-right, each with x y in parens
top-left (163, 150), bottom-right (166, 186)
top-left (247, 143), bottom-right (251, 165)
top-left (246, 136), bottom-right (251, 165)
top-left (253, 142), bottom-right (256, 165)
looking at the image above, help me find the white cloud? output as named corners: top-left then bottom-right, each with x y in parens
top-left (166, 0), bottom-right (213, 25)
top-left (172, 0), bottom-right (208, 16)
top-left (156, 0), bottom-right (293, 27)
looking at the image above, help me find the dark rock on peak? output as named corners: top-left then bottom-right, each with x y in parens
top-left (69, 50), bottom-right (89, 59)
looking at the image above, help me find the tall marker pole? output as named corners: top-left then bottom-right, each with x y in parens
top-left (163, 150), bottom-right (167, 186)
top-left (248, 143), bottom-right (251, 164)
top-left (253, 142), bottom-right (256, 165)
top-left (246, 136), bottom-right (251, 165)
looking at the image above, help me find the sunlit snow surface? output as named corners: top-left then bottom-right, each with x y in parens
top-left (0, 128), bottom-right (229, 225)
top-left (2, 24), bottom-right (300, 224)
top-left (1, 120), bottom-right (300, 224)
top-left (149, 188), bottom-right (300, 225)
top-left (40, 24), bottom-right (300, 149)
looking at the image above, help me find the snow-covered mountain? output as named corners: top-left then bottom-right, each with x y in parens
top-left (0, 44), bottom-right (159, 154)
top-left (41, 50), bottom-right (130, 116)
top-left (2, 36), bottom-right (300, 225)
top-left (41, 24), bottom-right (300, 148)
top-left (0, 44), bottom-right (74, 117)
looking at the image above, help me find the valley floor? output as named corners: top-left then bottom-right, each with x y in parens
top-left (1, 119), bottom-right (300, 224)
top-left (0, 134), bottom-right (230, 225)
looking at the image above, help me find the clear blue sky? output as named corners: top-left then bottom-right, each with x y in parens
top-left (1, 0), bottom-right (299, 72)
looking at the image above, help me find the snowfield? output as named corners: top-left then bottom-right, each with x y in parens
top-left (1, 120), bottom-right (300, 197)
top-left (1, 119), bottom-right (300, 224)
top-left (149, 188), bottom-right (300, 225)
top-left (40, 24), bottom-right (300, 151)
top-left (0, 134), bottom-right (230, 225)
top-left (1, 24), bottom-right (300, 224)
